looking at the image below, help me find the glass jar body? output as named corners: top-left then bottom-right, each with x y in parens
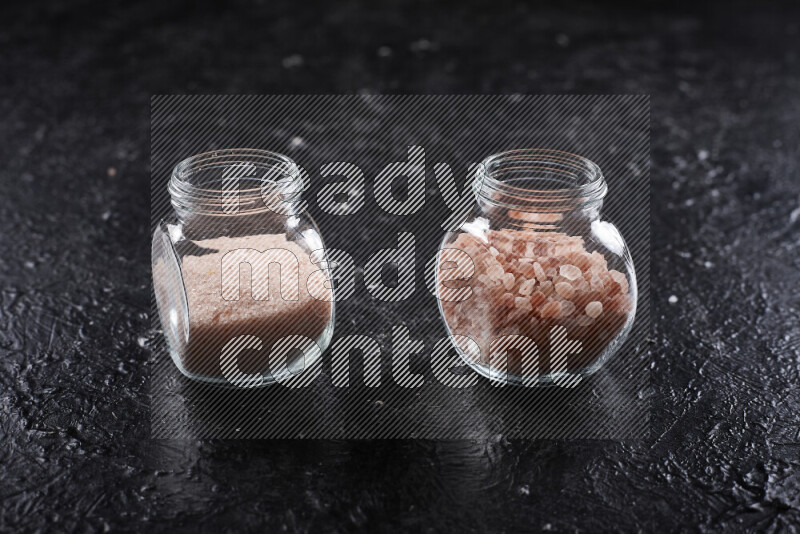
top-left (436, 152), bottom-right (636, 385)
top-left (152, 151), bottom-right (334, 387)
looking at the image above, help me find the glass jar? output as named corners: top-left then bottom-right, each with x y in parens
top-left (152, 149), bottom-right (335, 387)
top-left (436, 149), bottom-right (636, 385)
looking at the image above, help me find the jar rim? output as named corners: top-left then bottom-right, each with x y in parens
top-left (474, 149), bottom-right (608, 210)
top-left (169, 149), bottom-right (302, 216)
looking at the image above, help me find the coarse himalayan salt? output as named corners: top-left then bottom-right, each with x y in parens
top-left (176, 234), bottom-right (332, 377)
top-left (439, 228), bottom-right (633, 374)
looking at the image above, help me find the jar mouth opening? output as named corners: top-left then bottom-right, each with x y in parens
top-left (475, 149), bottom-right (607, 209)
top-left (169, 149), bottom-right (302, 215)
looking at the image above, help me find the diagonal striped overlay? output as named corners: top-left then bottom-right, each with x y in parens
top-left (150, 95), bottom-right (650, 439)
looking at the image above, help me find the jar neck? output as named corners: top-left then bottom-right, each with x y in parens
top-left (473, 149), bottom-right (607, 230)
top-left (169, 149), bottom-right (302, 223)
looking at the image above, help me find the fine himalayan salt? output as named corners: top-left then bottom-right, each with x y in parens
top-left (439, 229), bottom-right (633, 374)
top-left (177, 234), bottom-right (332, 378)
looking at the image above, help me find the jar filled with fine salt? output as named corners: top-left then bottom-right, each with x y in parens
top-left (436, 149), bottom-right (636, 385)
top-left (152, 149), bottom-right (334, 387)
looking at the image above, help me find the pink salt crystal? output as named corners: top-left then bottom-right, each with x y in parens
top-left (571, 253), bottom-right (592, 271)
top-left (560, 264), bottom-right (582, 281)
top-left (539, 280), bottom-right (554, 296)
top-left (554, 281), bottom-right (575, 300)
top-left (515, 296), bottom-right (533, 313)
top-left (585, 301), bottom-right (603, 318)
top-left (496, 241), bottom-right (512, 256)
top-left (553, 246), bottom-right (573, 256)
top-left (609, 270), bottom-right (629, 293)
top-left (487, 264), bottom-right (505, 279)
top-left (533, 262), bottom-right (547, 282)
top-left (519, 278), bottom-right (536, 296)
top-left (489, 246), bottom-right (500, 257)
top-left (573, 278), bottom-right (589, 292)
top-left (560, 300), bottom-right (576, 317)
top-left (519, 262), bottom-right (536, 279)
top-left (603, 273), bottom-right (622, 296)
top-left (530, 290), bottom-right (547, 309)
top-left (588, 264), bottom-right (605, 277)
top-left (575, 314), bottom-right (594, 326)
top-left (540, 300), bottom-right (561, 319)
top-left (590, 251), bottom-right (606, 266)
top-left (488, 275), bottom-right (503, 288)
top-left (502, 272), bottom-right (515, 290)
top-left (574, 290), bottom-right (599, 309)
top-left (609, 294), bottom-right (632, 313)
top-left (590, 275), bottom-right (605, 292)
top-left (545, 267), bottom-right (557, 278)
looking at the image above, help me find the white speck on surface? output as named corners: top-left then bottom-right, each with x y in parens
top-left (102, 210), bottom-right (111, 221)
top-left (698, 149), bottom-right (709, 161)
top-left (669, 295), bottom-right (678, 304)
top-left (704, 261), bottom-right (714, 269)
top-left (137, 336), bottom-right (147, 348)
top-left (790, 206), bottom-right (800, 224)
top-left (289, 136), bottom-right (305, 149)
top-left (684, 198), bottom-right (695, 207)
top-left (517, 484), bottom-right (530, 496)
top-left (282, 54), bottom-right (303, 68)
top-left (24, 260), bottom-right (35, 269)
top-left (410, 38), bottom-right (433, 52)
top-left (377, 46), bottom-right (392, 57)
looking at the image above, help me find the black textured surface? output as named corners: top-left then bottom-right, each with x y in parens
top-left (1, 1), bottom-right (799, 532)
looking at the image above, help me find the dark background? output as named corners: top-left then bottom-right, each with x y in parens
top-left (1, 0), bottom-right (799, 532)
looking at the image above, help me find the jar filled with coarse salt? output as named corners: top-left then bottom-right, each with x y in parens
top-left (436, 149), bottom-right (636, 385)
top-left (152, 149), bottom-right (335, 387)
